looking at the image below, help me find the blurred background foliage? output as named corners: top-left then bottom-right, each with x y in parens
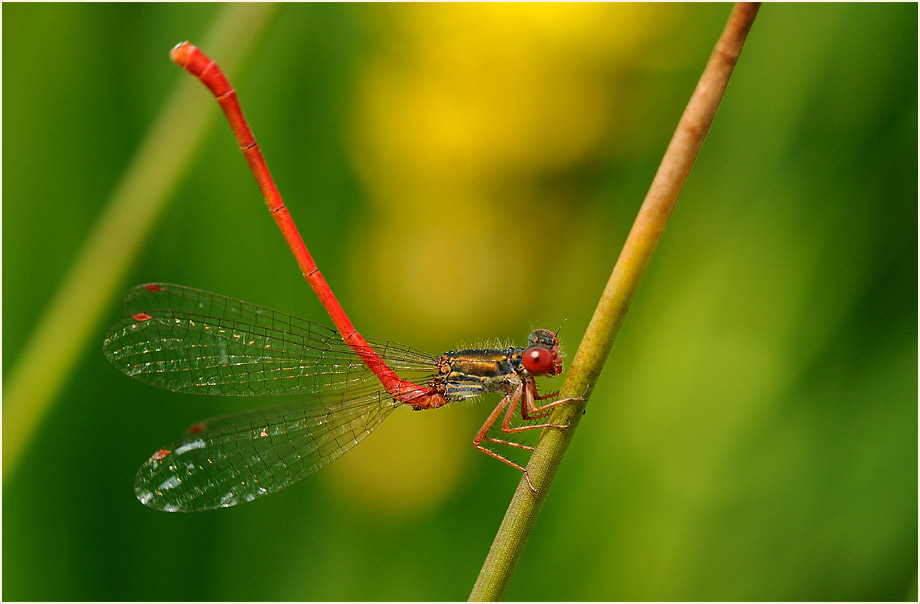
top-left (3, 3), bottom-right (916, 601)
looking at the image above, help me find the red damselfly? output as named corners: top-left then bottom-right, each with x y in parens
top-left (104, 43), bottom-right (579, 512)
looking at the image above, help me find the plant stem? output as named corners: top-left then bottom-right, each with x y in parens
top-left (468, 4), bottom-right (761, 601)
top-left (2, 4), bottom-right (277, 480)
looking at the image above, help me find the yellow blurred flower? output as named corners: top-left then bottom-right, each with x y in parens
top-left (342, 3), bottom-right (681, 508)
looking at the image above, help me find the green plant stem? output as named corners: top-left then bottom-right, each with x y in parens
top-left (468, 3), bottom-right (761, 601)
top-left (2, 4), bottom-right (278, 480)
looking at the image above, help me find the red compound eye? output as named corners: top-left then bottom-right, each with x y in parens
top-left (523, 347), bottom-right (555, 375)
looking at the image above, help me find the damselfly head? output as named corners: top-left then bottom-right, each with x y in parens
top-left (526, 328), bottom-right (555, 347)
top-left (523, 328), bottom-right (563, 376)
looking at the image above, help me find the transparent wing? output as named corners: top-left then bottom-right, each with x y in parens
top-left (104, 283), bottom-right (436, 396)
top-left (134, 390), bottom-right (401, 512)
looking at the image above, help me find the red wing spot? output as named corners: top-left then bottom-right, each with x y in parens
top-left (132, 313), bottom-right (152, 322)
top-left (152, 449), bottom-right (171, 460)
top-left (144, 284), bottom-right (164, 292)
top-left (187, 422), bottom-right (205, 434)
top-left (259, 428), bottom-right (269, 438)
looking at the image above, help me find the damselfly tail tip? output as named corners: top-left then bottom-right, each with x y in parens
top-left (170, 41), bottom-right (194, 65)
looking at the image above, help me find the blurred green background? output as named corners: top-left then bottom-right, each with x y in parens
top-left (3, 3), bottom-right (916, 601)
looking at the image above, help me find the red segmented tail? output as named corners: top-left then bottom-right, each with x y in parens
top-left (169, 42), bottom-right (408, 396)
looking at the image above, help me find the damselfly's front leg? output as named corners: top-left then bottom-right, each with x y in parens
top-left (474, 381), bottom-right (581, 492)
top-left (517, 379), bottom-right (584, 423)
